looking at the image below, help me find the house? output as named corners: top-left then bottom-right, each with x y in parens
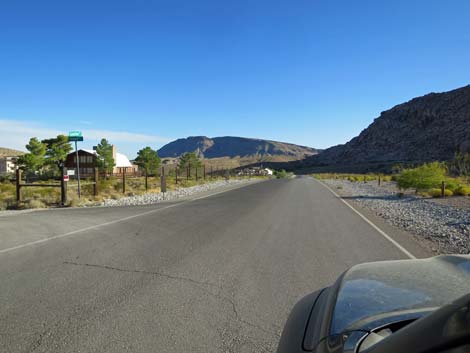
top-left (65, 145), bottom-right (137, 176)
top-left (0, 156), bottom-right (19, 174)
top-left (263, 168), bottom-right (274, 176)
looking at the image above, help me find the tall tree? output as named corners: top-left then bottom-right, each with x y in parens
top-left (42, 134), bottom-right (72, 173)
top-left (96, 138), bottom-right (115, 175)
top-left (178, 152), bottom-right (202, 170)
top-left (135, 147), bottom-right (161, 190)
top-left (17, 137), bottom-right (47, 174)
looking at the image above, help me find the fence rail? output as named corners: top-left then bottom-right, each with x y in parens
top-left (12, 165), bottom-right (239, 206)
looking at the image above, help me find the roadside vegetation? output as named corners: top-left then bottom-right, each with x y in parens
top-left (0, 144), bottom-right (265, 210)
top-left (313, 153), bottom-right (470, 198)
top-left (0, 171), bottom-right (261, 210)
top-left (273, 169), bottom-right (294, 178)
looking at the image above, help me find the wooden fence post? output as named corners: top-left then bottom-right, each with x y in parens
top-left (161, 166), bottom-right (166, 193)
top-left (93, 168), bottom-right (99, 196)
top-left (175, 167), bottom-right (178, 184)
top-left (441, 181), bottom-right (446, 197)
top-left (378, 175), bottom-right (381, 186)
top-left (195, 166), bottom-right (198, 181)
top-left (122, 170), bottom-right (126, 194)
top-left (16, 168), bottom-right (21, 202)
top-left (203, 165), bottom-right (206, 180)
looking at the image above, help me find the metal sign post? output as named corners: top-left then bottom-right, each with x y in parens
top-left (68, 131), bottom-right (84, 199)
top-left (61, 165), bottom-right (68, 206)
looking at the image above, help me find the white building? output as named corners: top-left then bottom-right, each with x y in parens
top-left (263, 168), bottom-right (274, 176)
top-left (0, 156), bottom-right (19, 174)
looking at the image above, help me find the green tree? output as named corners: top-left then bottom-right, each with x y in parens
top-left (42, 134), bottom-right (72, 174)
top-left (17, 137), bottom-right (47, 174)
top-left (178, 152), bottom-right (202, 179)
top-left (96, 139), bottom-right (115, 175)
top-left (178, 152), bottom-right (202, 169)
top-left (135, 147), bottom-right (161, 190)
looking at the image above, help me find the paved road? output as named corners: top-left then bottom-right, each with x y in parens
top-left (0, 177), bottom-right (432, 353)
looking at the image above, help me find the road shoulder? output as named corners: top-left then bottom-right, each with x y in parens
top-left (314, 178), bottom-right (435, 259)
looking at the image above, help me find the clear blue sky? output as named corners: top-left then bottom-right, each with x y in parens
top-left (1, 0), bottom-right (469, 157)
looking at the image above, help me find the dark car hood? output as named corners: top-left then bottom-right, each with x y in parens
top-left (330, 255), bottom-right (470, 335)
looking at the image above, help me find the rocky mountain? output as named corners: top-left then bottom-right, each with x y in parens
top-left (158, 136), bottom-right (318, 162)
top-left (306, 85), bottom-right (470, 169)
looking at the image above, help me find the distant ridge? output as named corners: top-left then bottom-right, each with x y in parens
top-left (158, 136), bottom-right (318, 163)
top-left (0, 147), bottom-right (24, 157)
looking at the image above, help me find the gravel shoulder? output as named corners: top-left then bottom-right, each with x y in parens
top-left (322, 179), bottom-right (470, 254)
top-left (102, 178), bottom-right (262, 207)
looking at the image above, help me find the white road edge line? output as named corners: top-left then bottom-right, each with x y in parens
top-left (315, 178), bottom-right (416, 259)
top-left (0, 180), bottom-right (260, 255)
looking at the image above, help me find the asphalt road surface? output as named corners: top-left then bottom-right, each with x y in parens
top-left (0, 177), bottom-right (432, 353)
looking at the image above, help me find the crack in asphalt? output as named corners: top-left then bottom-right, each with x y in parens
top-left (63, 260), bottom-right (280, 340)
top-left (218, 291), bottom-right (280, 338)
top-left (63, 261), bottom-right (218, 288)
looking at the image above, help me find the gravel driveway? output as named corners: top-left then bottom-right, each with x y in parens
top-left (322, 179), bottom-right (470, 254)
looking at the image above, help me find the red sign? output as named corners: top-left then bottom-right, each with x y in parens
top-left (63, 175), bottom-right (69, 182)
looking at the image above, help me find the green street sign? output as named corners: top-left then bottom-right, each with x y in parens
top-left (68, 136), bottom-right (84, 142)
top-left (69, 131), bottom-right (82, 138)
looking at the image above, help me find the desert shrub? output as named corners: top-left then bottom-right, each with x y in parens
top-left (455, 186), bottom-right (470, 196)
top-left (106, 191), bottom-right (122, 200)
top-left (396, 162), bottom-right (447, 191)
top-left (347, 176), bottom-right (360, 182)
top-left (443, 179), bottom-right (459, 192)
top-left (429, 189), bottom-right (441, 197)
top-left (67, 195), bottom-right (81, 207)
top-left (381, 175), bottom-right (392, 182)
top-left (429, 188), bottom-right (453, 198)
top-left (24, 199), bottom-right (47, 209)
top-left (443, 189), bottom-right (454, 197)
top-left (0, 196), bottom-right (16, 210)
top-left (274, 169), bottom-right (288, 178)
top-left (417, 191), bottom-right (431, 197)
top-left (0, 173), bottom-right (14, 182)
